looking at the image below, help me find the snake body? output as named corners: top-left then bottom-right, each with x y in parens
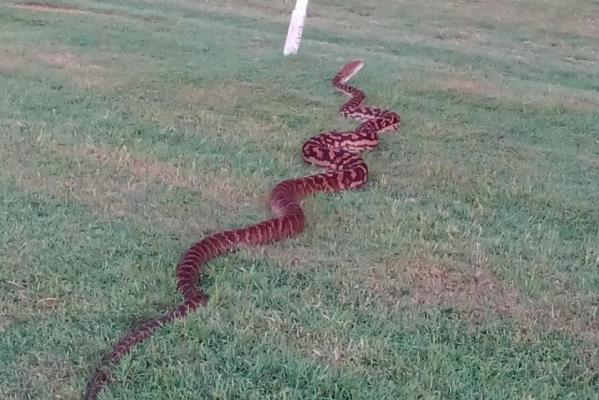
top-left (84, 60), bottom-right (400, 399)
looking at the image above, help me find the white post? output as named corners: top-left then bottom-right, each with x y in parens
top-left (283, 0), bottom-right (309, 56)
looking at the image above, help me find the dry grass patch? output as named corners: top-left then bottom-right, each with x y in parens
top-left (1, 284), bottom-right (64, 319)
top-left (141, 82), bottom-right (287, 143)
top-left (3, 153), bottom-right (135, 218)
top-left (384, 259), bottom-right (529, 318)
top-left (177, 80), bottom-right (263, 114)
top-left (46, 141), bottom-right (270, 235)
top-left (401, 156), bottom-right (469, 188)
top-left (367, 257), bottom-right (599, 342)
top-left (0, 134), bottom-right (271, 237)
top-left (35, 51), bottom-right (108, 88)
top-left (0, 46), bottom-right (124, 89)
top-left (13, 1), bottom-right (168, 24)
top-left (430, 73), bottom-right (599, 113)
top-left (0, 48), bottom-right (44, 75)
top-left (37, 51), bottom-right (82, 68)
top-left (565, 14), bottom-right (599, 38)
top-left (79, 144), bottom-right (259, 210)
top-left (14, 2), bottom-right (93, 15)
top-left (444, 0), bottom-right (540, 25)
top-left (30, 360), bottom-right (75, 399)
top-left (255, 309), bottom-right (376, 367)
top-left (0, 314), bottom-right (15, 334)
top-left (0, 136), bottom-right (139, 217)
top-left (245, 245), bottom-right (348, 270)
top-left (437, 75), bottom-right (504, 99)
top-left (577, 153), bottom-right (599, 170)
top-left (0, 50), bottom-right (24, 73)
top-left (178, 0), bottom-right (425, 47)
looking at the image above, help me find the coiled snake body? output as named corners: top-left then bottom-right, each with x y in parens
top-left (85, 60), bottom-right (400, 399)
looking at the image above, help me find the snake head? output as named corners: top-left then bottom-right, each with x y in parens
top-left (336, 60), bottom-right (364, 84)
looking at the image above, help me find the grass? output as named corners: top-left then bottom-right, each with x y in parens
top-left (0, 0), bottom-right (598, 399)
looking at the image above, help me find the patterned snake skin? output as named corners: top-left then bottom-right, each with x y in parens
top-left (84, 60), bottom-right (400, 399)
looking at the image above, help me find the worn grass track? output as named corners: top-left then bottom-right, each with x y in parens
top-left (1, 0), bottom-right (598, 399)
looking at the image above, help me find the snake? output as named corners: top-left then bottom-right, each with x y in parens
top-left (84, 60), bottom-right (400, 399)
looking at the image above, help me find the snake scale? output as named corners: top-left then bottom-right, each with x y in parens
top-left (84, 60), bottom-right (400, 399)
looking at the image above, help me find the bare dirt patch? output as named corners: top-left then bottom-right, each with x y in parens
top-left (367, 257), bottom-right (599, 342)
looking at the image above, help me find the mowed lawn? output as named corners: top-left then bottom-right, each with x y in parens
top-left (1, 0), bottom-right (598, 399)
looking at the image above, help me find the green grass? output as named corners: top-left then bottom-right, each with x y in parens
top-left (1, 0), bottom-right (598, 399)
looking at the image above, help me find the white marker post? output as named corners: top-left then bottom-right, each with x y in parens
top-left (283, 0), bottom-right (309, 56)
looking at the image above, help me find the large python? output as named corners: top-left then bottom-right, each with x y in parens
top-left (84, 60), bottom-right (400, 399)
